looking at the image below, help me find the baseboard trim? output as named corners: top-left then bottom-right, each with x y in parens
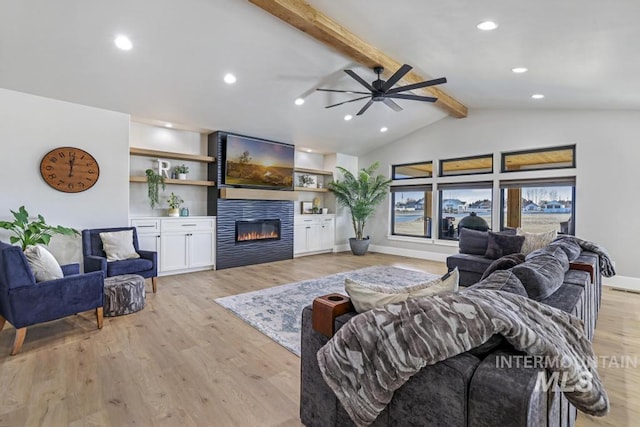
top-left (603, 275), bottom-right (640, 293)
top-left (369, 244), bottom-right (450, 263)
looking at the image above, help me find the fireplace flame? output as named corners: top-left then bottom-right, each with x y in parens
top-left (237, 230), bottom-right (280, 242)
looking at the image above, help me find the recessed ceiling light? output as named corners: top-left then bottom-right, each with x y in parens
top-left (224, 73), bottom-right (237, 84)
top-left (165, 123), bottom-right (173, 128)
top-left (114, 35), bottom-right (133, 51)
top-left (477, 21), bottom-right (498, 31)
top-left (306, 149), bottom-right (312, 153)
top-left (512, 67), bottom-right (528, 74)
top-left (294, 98), bottom-right (305, 106)
top-left (344, 114), bottom-right (353, 121)
top-left (380, 127), bottom-right (388, 133)
top-left (531, 94), bottom-right (545, 99)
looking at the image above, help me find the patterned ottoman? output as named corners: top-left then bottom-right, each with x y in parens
top-left (103, 274), bottom-right (146, 317)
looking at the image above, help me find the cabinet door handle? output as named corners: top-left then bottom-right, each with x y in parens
top-left (306, 226), bottom-right (311, 229)
top-left (182, 224), bottom-right (197, 227)
top-left (137, 225), bottom-right (156, 228)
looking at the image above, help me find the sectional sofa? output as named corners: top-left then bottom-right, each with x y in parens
top-left (299, 237), bottom-right (602, 426)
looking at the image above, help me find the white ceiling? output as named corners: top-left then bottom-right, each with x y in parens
top-left (2, 0), bottom-right (639, 155)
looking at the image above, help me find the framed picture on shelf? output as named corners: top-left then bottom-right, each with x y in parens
top-left (301, 201), bottom-right (313, 214)
top-left (298, 174), bottom-right (317, 188)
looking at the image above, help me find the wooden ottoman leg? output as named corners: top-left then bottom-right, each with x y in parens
top-left (96, 307), bottom-right (104, 329)
top-left (11, 328), bottom-right (27, 356)
top-left (152, 276), bottom-right (157, 293)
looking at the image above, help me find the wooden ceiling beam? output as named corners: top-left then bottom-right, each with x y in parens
top-left (249, 0), bottom-right (467, 118)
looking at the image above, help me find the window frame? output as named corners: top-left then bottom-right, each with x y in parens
top-left (390, 184), bottom-right (433, 239)
top-left (437, 181), bottom-right (493, 240)
top-left (439, 153), bottom-right (493, 177)
top-left (501, 144), bottom-right (576, 173)
top-left (391, 161), bottom-right (433, 180)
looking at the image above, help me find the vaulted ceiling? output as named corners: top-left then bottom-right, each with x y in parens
top-left (1, 1), bottom-right (639, 155)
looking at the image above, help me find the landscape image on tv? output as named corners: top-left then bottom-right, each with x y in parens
top-left (224, 134), bottom-right (294, 189)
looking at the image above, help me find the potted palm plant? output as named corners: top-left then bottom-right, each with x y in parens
top-left (328, 162), bottom-right (391, 255)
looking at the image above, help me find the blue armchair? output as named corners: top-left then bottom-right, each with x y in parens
top-left (82, 227), bottom-right (158, 292)
top-left (0, 241), bottom-right (104, 355)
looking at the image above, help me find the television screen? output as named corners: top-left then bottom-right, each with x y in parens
top-left (223, 134), bottom-right (294, 190)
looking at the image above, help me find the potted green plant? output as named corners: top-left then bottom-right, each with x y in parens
top-left (145, 169), bottom-right (166, 209)
top-left (175, 164), bottom-right (189, 180)
top-left (0, 206), bottom-right (79, 250)
top-left (167, 192), bottom-right (184, 217)
top-left (328, 162), bottom-right (391, 255)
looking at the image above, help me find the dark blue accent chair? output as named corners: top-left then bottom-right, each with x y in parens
top-left (82, 227), bottom-right (158, 292)
top-left (0, 240), bottom-right (104, 355)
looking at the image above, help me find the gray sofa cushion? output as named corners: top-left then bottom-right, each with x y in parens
top-left (446, 253), bottom-right (494, 274)
top-left (480, 253), bottom-right (526, 280)
top-left (466, 270), bottom-right (528, 297)
top-left (526, 245), bottom-right (570, 272)
top-left (511, 255), bottom-right (566, 301)
top-left (484, 231), bottom-right (525, 259)
top-left (549, 236), bottom-right (582, 261)
top-left (459, 228), bottom-right (489, 255)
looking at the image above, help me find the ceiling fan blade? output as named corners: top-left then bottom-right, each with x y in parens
top-left (386, 77), bottom-right (447, 94)
top-left (382, 98), bottom-right (403, 112)
top-left (386, 93), bottom-right (438, 103)
top-left (316, 88), bottom-right (371, 95)
top-left (381, 64), bottom-right (412, 92)
top-left (356, 99), bottom-right (375, 116)
top-left (345, 69), bottom-right (376, 92)
top-left (325, 95), bottom-right (370, 109)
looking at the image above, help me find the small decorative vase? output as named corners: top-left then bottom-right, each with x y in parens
top-left (180, 207), bottom-right (189, 217)
top-left (178, 173), bottom-right (187, 180)
top-left (168, 208), bottom-right (180, 217)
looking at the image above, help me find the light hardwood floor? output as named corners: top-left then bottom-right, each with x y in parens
top-left (0, 252), bottom-right (637, 426)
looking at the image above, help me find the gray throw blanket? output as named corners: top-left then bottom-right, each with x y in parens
top-left (317, 289), bottom-right (609, 426)
top-left (574, 237), bottom-right (616, 277)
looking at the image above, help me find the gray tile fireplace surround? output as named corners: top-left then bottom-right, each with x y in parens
top-left (216, 199), bottom-right (294, 269)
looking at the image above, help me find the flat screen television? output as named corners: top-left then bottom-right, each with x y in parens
top-left (222, 133), bottom-right (294, 190)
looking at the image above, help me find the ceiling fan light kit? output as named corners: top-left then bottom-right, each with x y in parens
top-left (317, 64), bottom-right (447, 115)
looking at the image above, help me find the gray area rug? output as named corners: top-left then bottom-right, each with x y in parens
top-left (215, 265), bottom-right (439, 355)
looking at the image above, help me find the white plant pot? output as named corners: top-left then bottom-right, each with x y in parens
top-left (178, 173), bottom-right (187, 180)
top-left (168, 208), bottom-right (180, 217)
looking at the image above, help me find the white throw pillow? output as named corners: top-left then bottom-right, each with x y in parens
top-left (516, 228), bottom-right (557, 255)
top-left (99, 230), bottom-right (140, 262)
top-left (23, 245), bottom-right (64, 282)
top-left (345, 268), bottom-right (459, 313)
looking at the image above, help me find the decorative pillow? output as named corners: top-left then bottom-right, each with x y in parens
top-left (467, 270), bottom-right (528, 297)
top-left (480, 253), bottom-right (526, 280)
top-left (516, 228), bottom-right (557, 255)
top-left (484, 231), bottom-right (525, 260)
top-left (23, 245), bottom-right (64, 282)
top-left (510, 255), bottom-right (566, 301)
top-left (345, 268), bottom-right (459, 313)
top-left (99, 230), bottom-right (140, 262)
top-left (458, 228), bottom-right (488, 255)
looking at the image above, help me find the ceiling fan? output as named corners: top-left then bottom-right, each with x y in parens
top-left (317, 64), bottom-right (447, 116)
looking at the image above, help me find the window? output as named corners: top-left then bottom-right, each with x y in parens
top-left (391, 185), bottom-right (432, 238)
top-left (500, 178), bottom-right (575, 234)
top-left (392, 162), bottom-right (433, 180)
top-left (438, 182), bottom-right (492, 240)
top-left (502, 145), bottom-right (575, 172)
top-left (439, 154), bottom-right (493, 177)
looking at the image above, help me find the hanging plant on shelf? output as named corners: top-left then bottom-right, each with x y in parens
top-left (145, 169), bottom-right (166, 209)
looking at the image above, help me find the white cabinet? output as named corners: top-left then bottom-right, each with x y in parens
top-left (132, 216), bottom-right (215, 276)
top-left (294, 215), bottom-right (335, 256)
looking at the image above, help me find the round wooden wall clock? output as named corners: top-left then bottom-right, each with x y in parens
top-left (40, 147), bottom-right (100, 193)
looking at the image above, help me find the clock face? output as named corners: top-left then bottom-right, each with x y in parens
top-left (40, 147), bottom-right (100, 193)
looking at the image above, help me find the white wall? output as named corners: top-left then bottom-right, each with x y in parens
top-left (361, 108), bottom-right (640, 283)
top-left (129, 122), bottom-right (209, 217)
top-left (0, 88), bottom-right (130, 264)
top-left (324, 153), bottom-right (358, 249)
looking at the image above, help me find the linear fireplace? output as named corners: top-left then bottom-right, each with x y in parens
top-left (236, 219), bottom-right (281, 243)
